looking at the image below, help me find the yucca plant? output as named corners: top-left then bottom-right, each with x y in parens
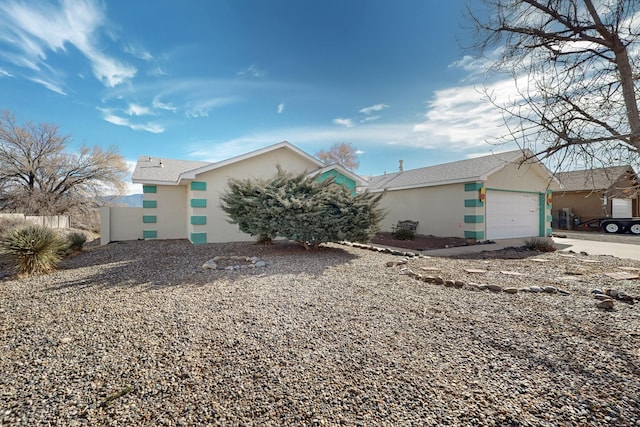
top-left (67, 232), bottom-right (87, 252)
top-left (0, 225), bottom-right (68, 275)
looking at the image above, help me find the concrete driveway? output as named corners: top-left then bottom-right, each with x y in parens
top-left (551, 230), bottom-right (640, 261)
top-left (424, 230), bottom-right (640, 261)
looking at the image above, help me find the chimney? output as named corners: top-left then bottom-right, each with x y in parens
top-left (399, 160), bottom-right (404, 172)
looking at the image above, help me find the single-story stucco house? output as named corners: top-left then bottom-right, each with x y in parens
top-left (552, 165), bottom-right (640, 228)
top-left (101, 141), bottom-right (363, 244)
top-left (367, 150), bottom-right (558, 240)
top-left (101, 143), bottom-right (557, 244)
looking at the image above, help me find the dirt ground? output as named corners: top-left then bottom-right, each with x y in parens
top-left (369, 232), bottom-right (471, 251)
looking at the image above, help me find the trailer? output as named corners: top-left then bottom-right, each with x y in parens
top-left (576, 217), bottom-right (640, 234)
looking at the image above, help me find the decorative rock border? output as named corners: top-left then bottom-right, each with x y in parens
top-left (393, 263), bottom-right (571, 296)
top-left (591, 288), bottom-right (637, 310)
top-left (338, 241), bottom-right (422, 258)
top-left (202, 255), bottom-right (268, 271)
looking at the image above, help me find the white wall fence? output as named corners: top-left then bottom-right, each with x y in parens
top-left (0, 213), bottom-right (70, 229)
top-left (100, 207), bottom-right (143, 245)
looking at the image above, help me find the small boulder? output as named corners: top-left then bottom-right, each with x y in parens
top-left (591, 289), bottom-right (605, 295)
top-left (596, 299), bottom-right (614, 310)
top-left (453, 280), bottom-right (466, 289)
top-left (487, 284), bottom-right (503, 292)
top-left (529, 286), bottom-right (543, 293)
top-left (605, 288), bottom-right (619, 298)
top-left (594, 294), bottom-right (612, 301)
top-left (202, 260), bottom-right (218, 269)
top-left (503, 287), bottom-right (518, 294)
top-left (543, 286), bottom-right (558, 294)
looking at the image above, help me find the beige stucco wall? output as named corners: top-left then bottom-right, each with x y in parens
top-left (485, 161), bottom-right (555, 191)
top-left (378, 183), bottom-right (467, 238)
top-left (101, 207), bottom-right (143, 244)
top-left (187, 146), bottom-right (321, 243)
top-left (145, 185), bottom-right (188, 239)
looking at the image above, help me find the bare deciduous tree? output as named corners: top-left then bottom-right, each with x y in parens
top-left (0, 111), bottom-right (129, 215)
top-left (468, 0), bottom-right (640, 169)
top-left (315, 142), bottom-right (360, 171)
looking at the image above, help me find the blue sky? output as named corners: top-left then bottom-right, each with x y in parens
top-left (0, 0), bottom-right (510, 193)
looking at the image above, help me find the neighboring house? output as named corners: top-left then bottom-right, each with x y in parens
top-left (101, 141), bottom-right (363, 244)
top-left (552, 166), bottom-right (640, 227)
top-left (368, 150), bottom-right (558, 240)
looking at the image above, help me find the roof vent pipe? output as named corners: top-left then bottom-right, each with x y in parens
top-left (399, 160), bottom-right (403, 172)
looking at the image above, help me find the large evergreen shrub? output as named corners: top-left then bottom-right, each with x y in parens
top-left (221, 168), bottom-right (385, 249)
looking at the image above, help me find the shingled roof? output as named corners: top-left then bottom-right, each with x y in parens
top-left (554, 166), bottom-right (638, 192)
top-left (132, 141), bottom-right (324, 185)
top-left (132, 157), bottom-right (211, 184)
top-left (367, 149), bottom-right (542, 192)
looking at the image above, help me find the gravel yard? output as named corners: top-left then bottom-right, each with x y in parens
top-left (1, 239), bottom-right (640, 426)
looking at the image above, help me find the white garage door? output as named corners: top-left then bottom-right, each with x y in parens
top-left (486, 191), bottom-right (540, 239)
top-left (612, 198), bottom-right (632, 218)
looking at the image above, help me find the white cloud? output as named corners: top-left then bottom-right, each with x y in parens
top-left (333, 118), bottom-right (354, 128)
top-left (99, 108), bottom-right (164, 133)
top-left (0, 68), bottom-right (13, 77)
top-left (124, 43), bottom-right (153, 61)
top-left (27, 76), bottom-right (66, 95)
top-left (359, 103), bottom-right (389, 115)
top-left (152, 96), bottom-right (177, 112)
top-left (236, 64), bottom-right (265, 78)
top-left (361, 115), bottom-right (381, 123)
top-left (277, 102), bottom-right (284, 114)
top-left (0, 0), bottom-right (137, 88)
top-left (126, 103), bottom-right (151, 116)
top-left (185, 97), bottom-right (238, 118)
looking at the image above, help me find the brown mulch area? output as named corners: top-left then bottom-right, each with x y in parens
top-left (369, 232), bottom-right (471, 251)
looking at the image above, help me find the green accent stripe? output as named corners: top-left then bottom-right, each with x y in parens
top-left (464, 230), bottom-right (485, 239)
top-left (143, 230), bottom-right (157, 239)
top-left (464, 183), bottom-right (483, 191)
top-left (538, 194), bottom-right (545, 237)
top-left (190, 215), bottom-right (207, 225)
top-left (190, 181), bottom-right (206, 191)
top-left (190, 232), bottom-right (207, 244)
top-left (142, 185), bottom-right (157, 194)
top-left (190, 198), bottom-right (207, 208)
top-left (464, 199), bottom-right (484, 207)
top-left (464, 215), bottom-right (484, 224)
top-left (143, 200), bottom-right (157, 208)
top-left (143, 215), bottom-right (157, 224)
